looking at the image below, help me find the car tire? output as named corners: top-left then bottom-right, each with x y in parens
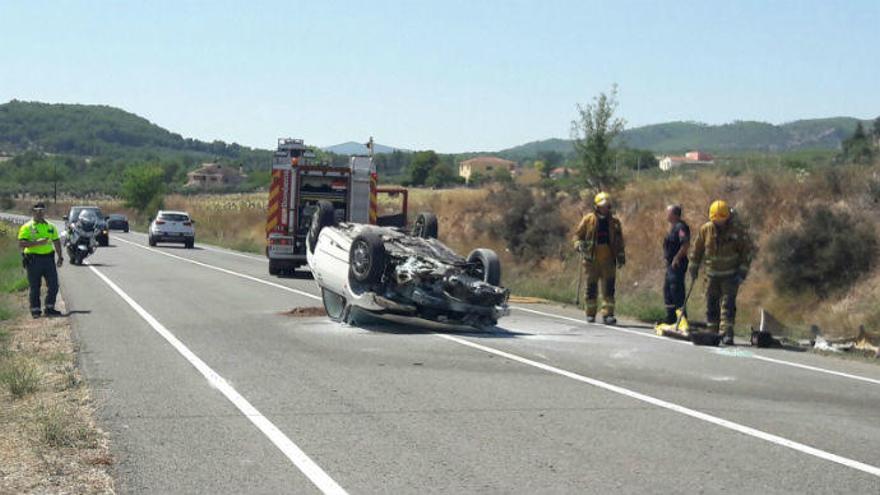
top-left (308, 200), bottom-right (336, 252)
top-left (467, 248), bottom-right (502, 286)
top-left (268, 260), bottom-right (281, 276)
top-left (322, 288), bottom-right (347, 322)
top-left (124, 227), bottom-right (129, 233)
top-left (148, 236), bottom-right (157, 247)
top-left (185, 240), bottom-right (194, 249)
top-left (348, 232), bottom-right (386, 284)
top-left (411, 212), bottom-right (438, 239)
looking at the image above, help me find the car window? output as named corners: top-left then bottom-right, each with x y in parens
top-left (71, 207), bottom-right (102, 219)
top-left (159, 213), bottom-right (190, 222)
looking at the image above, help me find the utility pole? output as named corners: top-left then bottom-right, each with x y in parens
top-left (637, 156), bottom-right (641, 181)
top-left (53, 160), bottom-right (57, 205)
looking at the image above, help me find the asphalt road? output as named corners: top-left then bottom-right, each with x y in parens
top-left (7, 215), bottom-right (880, 493)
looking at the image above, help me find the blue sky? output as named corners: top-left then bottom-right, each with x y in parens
top-left (1, 0), bottom-right (877, 152)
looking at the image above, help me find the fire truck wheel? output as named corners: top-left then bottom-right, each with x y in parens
top-left (308, 200), bottom-right (336, 252)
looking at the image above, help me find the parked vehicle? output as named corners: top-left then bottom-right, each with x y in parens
top-left (149, 211), bottom-right (195, 248)
top-left (306, 201), bottom-right (510, 329)
top-left (265, 138), bottom-right (405, 277)
top-left (65, 209), bottom-right (100, 265)
top-left (65, 206), bottom-right (109, 246)
top-left (106, 214), bottom-right (130, 232)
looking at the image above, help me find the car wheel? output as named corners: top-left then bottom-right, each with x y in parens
top-left (321, 288), bottom-right (347, 322)
top-left (467, 248), bottom-right (502, 286)
top-left (148, 236), bottom-right (157, 247)
top-left (348, 232), bottom-right (386, 284)
top-left (411, 212), bottom-right (438, 239)
top-left (124, 227), bottom-right (129, 233)
top-left (269, 260), bottom-right (282, 276)
top-left (185, 240), bottom-right (194, 249)
top-left (308, 200), bottom-right (336, 252)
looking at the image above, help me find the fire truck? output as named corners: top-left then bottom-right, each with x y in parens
top-left (265, 138), bottom-right (407, 276)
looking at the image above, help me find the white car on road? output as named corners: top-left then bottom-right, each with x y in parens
top-left (306, 201), bottom-right (509, 329)
top-left (149, 210), bottom-right (196, 248)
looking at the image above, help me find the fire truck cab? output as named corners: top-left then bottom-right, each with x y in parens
top-left (266, 138), bottom-right (404, 277)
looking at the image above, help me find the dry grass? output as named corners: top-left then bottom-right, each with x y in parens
top-left (0, 223), bottom-right (113, 493)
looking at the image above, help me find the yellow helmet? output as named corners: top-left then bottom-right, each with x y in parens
top-left (709, 200), bottom-right (730, 222)
top-left (594, 192), bottom-right (611, 208)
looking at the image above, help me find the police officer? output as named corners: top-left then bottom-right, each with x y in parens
top-left (689, 200), bottom-right (754, 345)
top-left (573, 192), bottom-right (626, 324)
top-left (662, 204), bottom-right (690, 324)
top-left (18, 202), bottom-right (64, 318)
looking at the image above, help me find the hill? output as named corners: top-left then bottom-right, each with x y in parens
top-left (0, 100), bottom-right (270, 167)
top-left (497, 117), bottom-right (868, 159)
top-left (322, 141), bottom-right (406, 155)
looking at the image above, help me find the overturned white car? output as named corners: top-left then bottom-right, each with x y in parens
top-left (306, 201), bottom-right (509, 329)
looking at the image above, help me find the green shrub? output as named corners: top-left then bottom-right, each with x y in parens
top-left (767, 207), bottom-right (878, 297)
top-left (483, 185), bottom-right (567, 260)
top-left (0, 357), bottom-right (42, 398)
top-left (37, 405), bottom-right (96, 448)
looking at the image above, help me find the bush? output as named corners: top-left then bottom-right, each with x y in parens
top-left (767, 207), bottom-right (878, 297)
top-left (0, 357), bottom-right (42, 398)
top-left (485, 185), bottom-right (567, 260)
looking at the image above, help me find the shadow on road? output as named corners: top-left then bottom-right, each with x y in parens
top-left (156, 245), bottom-right (204, 251)
top-left (353, 311), bottom-right (530, 339)
top-left (277, 271), bottom-right (314, 280)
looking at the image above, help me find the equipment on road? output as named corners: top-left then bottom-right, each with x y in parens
top-left (65, 209), bottom-right (100, 265)
top-left (655, 271), bottom-right (722, 346)
top-left (265, 138), bottom-right (408, 277)
top-left (306, 201), bottom-right (509, 329)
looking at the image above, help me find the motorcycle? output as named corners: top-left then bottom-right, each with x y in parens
top-left (66, 210), bottom-right (99, 265)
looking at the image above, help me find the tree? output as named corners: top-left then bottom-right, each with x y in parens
top-left (492, 167), bottom-right (513, 184)
top-left (841, 122), bottom-right (874, 164)
top-left (537, 150), bottom-right (564, 168)
top-left (425, 162), bottom-right (457, 188)
top-left (534, 160), bottom-right (550, 179)
top-left (570, 85), bottom-right (626, 189)
top-left (406, 151), bottom-right (440, 186)
top-left (122, 165), bottom-right (165, 213)
top-left (873, 116), bottom-right (880, 140)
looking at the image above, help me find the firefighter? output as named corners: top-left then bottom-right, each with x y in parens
top-left (662, 204), bottom-right (690, 324)
top-left (689, 200), bottom-right (753, 345)
top-left (573, 192), bottom-right (626, 324)
top-left (18, 202), bottom-right (64, 318)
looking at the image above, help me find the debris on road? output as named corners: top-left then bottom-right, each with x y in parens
top-left (811, 325), bottom-right (880, 357)
top-left (281, 307), bottom-right (327, 317)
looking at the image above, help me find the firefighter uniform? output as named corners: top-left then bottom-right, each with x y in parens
top-left (663, 220), bottom-right (690, 323)
top-left (573, 212), bottom-right (625, 319)
top-left (689, 217), bottom-right (753, 337)
top-left (18, 219), bottom-right (61, 317)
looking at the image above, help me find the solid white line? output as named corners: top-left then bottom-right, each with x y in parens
top-left (751, 354), bottom-right (880, 386)
top-left (86, 263), bottom-right (347, 494)
top-left (123, 229), bottom-right (266, 261)
top-left (434, 333), bottom-right (880, 478)
top-left (113, 236), bottom-right (321, 302)
top-left (115, 232), bottom-right (880, 388)
top-left (512, 305), bottom-right (690, 345)
top-left (511, 306), bottom-right (880, 382)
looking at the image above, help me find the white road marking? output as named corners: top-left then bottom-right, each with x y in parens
top-left (122, 229), bottom-right (266, 261)
top-left (511, 306), bottom-right (880, 385)
top-left (86, 263), bottom-right (347, 495)
top-left (434, 333), bottom-right (880, 478)
top-left (751, 354), bottom-right (880, 386)
top-left (114, 234), bottom-right (880, 388)
top-left (114, 236), bottom-right (321, 302)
